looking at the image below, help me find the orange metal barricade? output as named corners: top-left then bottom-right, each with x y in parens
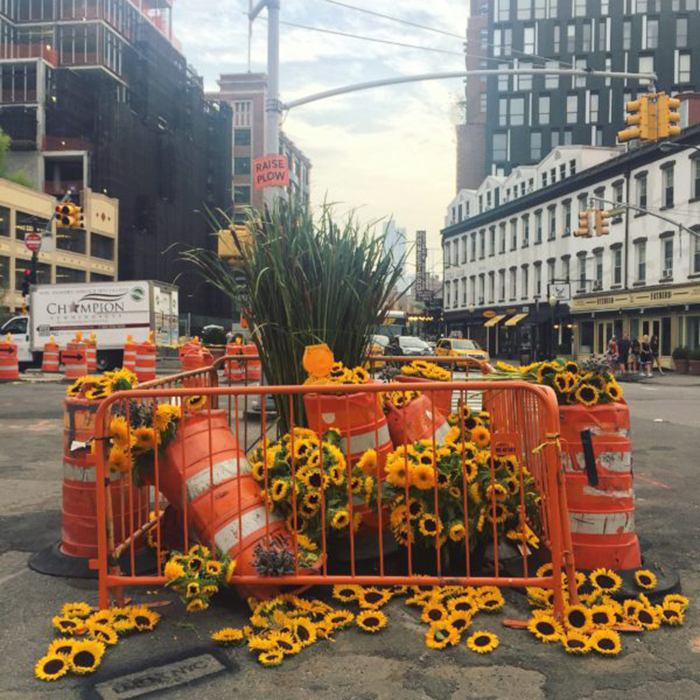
top-left (92, 377), bottom-right (578, 618)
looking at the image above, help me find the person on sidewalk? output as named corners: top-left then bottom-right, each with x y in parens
top-left (617, 333), bottom-right (631, 373)
top-left (606, 337), bottom-right (619, 372)
top-left (650, 334), bottom-right (664, 375)
top-left (640, 335), bottom-right (653, 377)
top-left (630, 337), bottom-right (641, 373)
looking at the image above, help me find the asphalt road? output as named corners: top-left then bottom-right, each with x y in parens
top-left (0, 376), bottom-right (699, 700)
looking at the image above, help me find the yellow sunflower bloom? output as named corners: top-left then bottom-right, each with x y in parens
top-left (634, 569), bottom-right (658, 590)
top-left (133, 426), bottom-right (158, 451)
top-left (69, 639), bottom-right (106, 674)
top-left (466, 630), bottom-right (499, 653)
top-left (356, 610), bottom-right (387, 633)
top-left (425, 622), bottom-right (460, 649)
top-left (590, 629), bottom-right (621, 656)
top-left (470, 425), bottom-right (491, 449)
top-left (35, 654), bottom-right (70, 682)
top-left (561, 631), bottom-right (591, 654)
top-left (527, 614), bottom-right (563, 643)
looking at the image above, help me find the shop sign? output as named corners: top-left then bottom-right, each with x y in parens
top-left (572, 282), bottom-right (700, 313)
top-left (483, 310), bottom-right (497, 318)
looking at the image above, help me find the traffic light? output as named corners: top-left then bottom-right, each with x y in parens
top-left (618, 96), bottom-right (653, 143)
top-left (574, 209), bottom-right (592, 238)
top-left (21, 267), bottom-right (35, 297)
top-left (657, 94), bottom-right (682, 138)
top-left (55, 203), bottom-right (84, 229)
top-left (595, 209), bottom-right (612, 236)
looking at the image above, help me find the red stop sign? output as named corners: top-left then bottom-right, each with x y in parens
top-left (25, 232), bottom-right (42, 252)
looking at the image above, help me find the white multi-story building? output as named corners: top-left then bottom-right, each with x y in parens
top-left (441, 126), bottom-right (700, 366)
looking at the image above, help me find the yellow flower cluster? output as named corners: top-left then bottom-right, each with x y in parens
top-left (35, 601), bottom-right (159, 681)
top-left (525, 564), bottom-right (688, 655)
top-left (249, 428), bottom-right (369, 550)
top-left (164, 545), bottom-right (237, 613)
top-left (401, 360), bottom-right (451, 381)
top-left (305, 360), bottom-right (370, 386)
top-left (381, 389), bottom-right (422, 411)
top-left (66, 367), bottom-right (139, 400)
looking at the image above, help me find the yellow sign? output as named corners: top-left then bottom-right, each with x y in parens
top-left (483, 310), bottom-right (497, 318)
top-left (572, 282), bottom-right (700, 313)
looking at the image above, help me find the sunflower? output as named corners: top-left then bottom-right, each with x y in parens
top-left (185, 394), bottom-right (207, 412)
top-left (108, 415), bottom-right (130, 447)
top-left (447, 610), bottom-right (473, 634)
top-left (605, 381), bottom-right (623, 402)
top-left (486, 502), bottom-right (509, 524)
top-left (357, 587), bottom-right (392, 609)
top-left (270, 479), bottom-right (289, 502)
top-left (51, 616), bottom-right (86, 635)
top-left (564, 604), bottom-right (593, 632)
top-left (61, 602), bottom-right (92, 619)
top-left (418, 513), bottom-right (442, 538)
top-left (108, 445), bottom-right (132, 474)
top-left (269, 632), bottom-right (301, 655)
top-left (634, 569), bottom-right (658, 590)
top-left (466, 630), bottom-right (499, 653)
top-left (425, 622), bottom-right (459, 649)
top-left (205, 560), bottom-right (223, 577)
top-left (470, 426), bottom-right (491, 449)
top-left (574, 384), bottom-right (599, 408)
top-left (553, 373), bottom-right (570, 394)
top-left (485, 483), bottom-right (508, 502)
top-left (590, 604), bottom-right (616, 629)
top-left (186, 581), bottom-right (201, 598)
top-left (87, 622), bottom-right (118, 646)
top-left (589, 568), bottom-right (622, 593)
top-left (186, 598), bottom-right (209, 613)
top-left (410, 463), bottom-right (436, 490)
top-left (35, 653), bottom-right (70, 682)
top-left (133, 426), bottom-right (158, 451)
top-left (188, 554), bottom-right (205, 574)
top-left (660, 604), bottom-right (685, 626)
top-left (290, 618), bottom-right (317, 647)
top-left (447, 596), bottom-right (478, 615)
top-left (324, 609), bottom-right (355, 630)
top-left (332, 584), bottom-right (359, 603)
top-left (330, 509), bottom-right (351, 530)
top-left (356, 610), bottom-right (387, 633)
top-left (663, 594), bottom-right (689, 611)
top-left (211, 627), bottom-right (245, 645)
top-left (69, 639), bottom-right (106, 674)
top-left (561, 631), bottom-right (591, 654)
top-left (353, 366), bottom-right (370, 384)
top-left (527, 615), bottom-right (563, 643)
top-left (448, 522), bottom-right (466, 542)
top-left (47, 639), bottom-right (78, 657)
top-left (636, 605), bottom-right (661, 630)
top-left (258, 650), bottom-right (284, 666)
top-left (421, 601), bottom-right (449, 625)
top-left (478, 591), bottom-right (505, 612)
top-left (590, 629), bottom-right (621, 656)
top-left (129, 605), bottom-right (160, 631)
top-left (111, 607), bottom-right (136, 633)
top-left (87, 610), bottom-right (113, 627)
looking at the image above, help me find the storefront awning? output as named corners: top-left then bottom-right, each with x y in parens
top-left (484, 314), bottom-right (506, 328)
top-left (504, 313), bottom-right (529, 327)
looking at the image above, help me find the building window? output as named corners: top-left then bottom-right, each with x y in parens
top-left (662, 238), bottom-right (674, 278)
top-left (493, 133), bottom-right (507, 161)
top-left (535, 211), bottom-right (543, 244)
top-left (594, 250), bottom-right (603, 288)
top-left (601, 0), bottom-right (609, 13)
top-left (0, 206), bottom-right (9, 237)
top-left (499, 97), bottom-right (508, 126)
top-left (548, 0), bottom-right (558, 18)
top-left (233, 100), bottom-right (252, 127)
top-left (663, 165), bottom-right (675, 208)
top-left (521, 265), bottom-right (529, 298)
top-left (15, 212), bottom-right (49, 241)
top-left (646, 18), bottom-right (659, 49)
top-left (535, 0), bottom-right (546, 17)
top-left (547, 259), bottom-right (555, 284)
top-left (613, 181), bottom-right (624, 204)
top-left (635, 241), bottom-right (647, 283)
top-left (589, 93), bottom-right (599, 122)
top-left (530, 131), bottom-right (542, 160)
top-left (469, 277), bottom-right (476, 305)
top-left (497, 0), bottom-right (510, 21)
top-left (234, 185), bottom-right (251, 205)
top-left (548, 206), bottom-right (556, 240)
top-left (89, 233), bottom-right (113, 260)
top-left (562, 257), bottom-right (570, 282)
top-left (598, 18), bottom-right (608, 51)
top-left (554, 26), bottom-right (561, 54)
top-left (566, 23), bottom-right (576, 53)
top-left (522, 215), bottom-right (530, 247)
top-left (499, 270), bottom-right (506, 301)
top-left (693, 235), bottom-right (700, 274)
top-left (510, 220), bottom-right (518, 251)
top-left (535, 264), bottom-right (542, 296)
top-left (478, 275), bottom-right (485, 304)
top-left (563, 200), bottom-right (572, 237)
top-left (573, 0), bottom-right (586, 16)
top-left (453, 280), bottom-right (459, 307)
top-left (518, 62), bottom-right (533, 91)
top-left (55, 266), bottom-right (86, 284)
top-left (637, 174), bottom-right (648, 209)
top-left (234, 128), bottom-right (251, 146)
top-left (538, 95), bottom-right (550, 125)
top-left (577, 256), bottom-right (587, 292)
top-left (488, 272), bottom-right (495, 303)
top-left (234, 157), bottom-right (251, 176)
top-left (517, 0), bottom-right (532, 19)
top-left (693, 159), bottom-right (700, 200)
top-left (489, 226), bottom-right (496, 256)
top-left (677, 17), bottom-right (688, 48)
top-left (0, 255), bottom-right (9, 289)
top-left (545, 62), bottom-right (559, 89)
top-left (479, 229), bottom-right (486, 259)
top-left (623, 20), bottom-right (632, 51)
top-left (462, 277), bottom-right (467, 305)
top-left (453, 240), bottom-right (459, 266)
top-left (445, 282), bottom-right (451, 307)
top-left (510, 97), bottom-right (525, 126)
top-left (523, 26), bottom-right (536, 54)
top-left (613, 248), bottom-right (622, 285)
top-left (461, 236), bottom-right (468, 264)
top-left (567, 94), bottom-right (578, 124)
top-left (677, 52), bottom-right (691, 84)
top-left (639, 55), bottom-right (655, 79)
top-left (510, 268), bottom-right (517, 300)
top-left (499, 223), bottom-right (506, 253)
top-left (581, 25), bottom-right (591, 54)
top-left (470, 232), bottom-right (476, 261)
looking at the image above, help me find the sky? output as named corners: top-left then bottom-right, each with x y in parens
top-left (172, 0), bottom-right (470, 273)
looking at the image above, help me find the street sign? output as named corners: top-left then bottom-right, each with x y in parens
top-left (253, 154), bottom-right (290, 189)
top-left (25, 232), bottom-right (42, 252)
top-left (548, 282), bottom-right (572, 302)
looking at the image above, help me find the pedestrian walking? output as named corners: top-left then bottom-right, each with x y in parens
top-left (606, 336), bottom-right (619, 371)
top-left (617, 333), bottom-right (631, 373)
top-left (650, 334), bottom-right (664, 375)
top-left (630, 337), bottom-right (641, 373)
top-left (640, 335), bottom-right (653, 377)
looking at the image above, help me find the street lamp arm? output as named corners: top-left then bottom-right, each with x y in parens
top-left (589, 195), bottom-right (700, 239)
top-left (282, 69), bottom-right (657, 111)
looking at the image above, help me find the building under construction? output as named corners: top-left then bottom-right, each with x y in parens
top-left (0, 0), bottom-right (232, 322)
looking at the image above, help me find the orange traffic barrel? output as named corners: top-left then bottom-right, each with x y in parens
top-left (396, 373), bottom-right (453, 417)
top-left (61, 397), bottom-right (149, 559)
top-left (163, 410), bottom-right (294, 599)
top-left (181, 347), bottom-right (213, 373)
top-left (0, 334), bottom-right (19, 382)
top-left (225, 342), bottom-right (244, 382)
top-left (135, 342), bottom-right (157, 381)
top-left (123, 335), bottom-right (138, 371)
top-left (386, 393), bottom-right (450, 447)
top-left (240, 343), bottom-right (261, 382)
top-left (42, 337), bottom-right (60, 373)
top-left (62, 341), bottom-right (88, 382)
top-left (85, 333), bottom-right (97, 373)
top-left (559, 401), bottom-right (641, 571)
top-left (178, 337), bottom-right (201, 360)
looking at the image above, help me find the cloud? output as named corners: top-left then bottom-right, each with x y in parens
top-left (174, 0), bottom-right (470, 263)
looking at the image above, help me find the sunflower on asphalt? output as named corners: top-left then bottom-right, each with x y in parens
top-left (69, 639), bottom-right (106, 674)
top-left (356, 610), bottom-right (387, 633)
top-left (47, 639), bottom-right (78, 658)
top-left (590, 629), bottom-right (621, 656)
top-left (425, 622), bottom-right (459, 649)
top-left (561, 631), bottom-right (591, 654)
top-left (258, 650), bottom-right (284, 666)
top-left (129, 605), bottom-right (160, 632)
top-left (589, 568), bottom-right (622, 593)
top-left (332, 584), bottom-right (359, 603)
top-left (211, 628), bottom-right (246, 645)
top-left (324, 610), bottom-right (355, 630)
top-left (466, 630), bottom-right (499, 653)
top-left (527, 613), bottom-right (564, 643)
top-left (51, 616), bottom-right (86, 635)
top-left (60, 602), bottom-right (92, 619)
top-left (564, 604), bottom-right (593, 633)
top-left (421, 601), bottom-right (449, 625)
top-left (634, 569), bottom-right (658, 590)
top-left (35, 653), bottom-right (70, 682)
top-left (357, 587), bottom-right (392, 610)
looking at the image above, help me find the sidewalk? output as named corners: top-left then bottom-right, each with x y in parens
top-left (616, 370), bottom-right (700, 387)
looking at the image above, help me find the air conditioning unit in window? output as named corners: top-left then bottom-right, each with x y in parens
top-left (662, 267), bottom-right (673, 279)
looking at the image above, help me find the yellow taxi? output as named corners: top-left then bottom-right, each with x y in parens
top-left (366, 334), bottom-right (389, 370)
top-left (435, 337), bottom-right (490, 367)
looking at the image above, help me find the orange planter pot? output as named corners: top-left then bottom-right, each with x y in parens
top-left (559, 401), bottom-right (641, 571)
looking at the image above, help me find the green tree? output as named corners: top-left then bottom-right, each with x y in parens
top-left (0, 129), bottom-right (34, 189)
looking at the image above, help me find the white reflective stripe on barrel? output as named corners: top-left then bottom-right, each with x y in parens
top-left (582, 486), bottom-right (634, 500)
top-left (186, 457), bottom-right (252, 502)
top-left (433, 420), bottom-right (450, 444)
top-left (63, 462), bottom-right (121, 483)
top-left (590, 426), bottom-right (630, 438)
top-left (568, 511), bottom-right (635, 535)
top-left (340, 423), bottom-right (391, 455)
top-left (563, 451), bottom-right (632, 473)
top-left (214, 506), bottom-right (281, 552)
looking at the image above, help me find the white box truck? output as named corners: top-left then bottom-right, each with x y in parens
top-left (1, 280), bottom-right (179, 371)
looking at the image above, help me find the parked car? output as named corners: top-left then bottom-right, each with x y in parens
top-left (386, 335), bottom-right (432, 357)
top-left (368, 334), bottom-right (390, 369)
top-left (435, 337), bottom-right (490, 366)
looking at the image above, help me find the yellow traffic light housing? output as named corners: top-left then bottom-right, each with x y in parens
top-left (657, 94), bottom-right (682, 138)
top-left (595, 209), bottom-right (612, 236)
top-left (574, 209), bottom-right (592, 238)
top-left (55, 203), bottom-right (84, 229)
top-left (618, 94), bottom-right (657, 142)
